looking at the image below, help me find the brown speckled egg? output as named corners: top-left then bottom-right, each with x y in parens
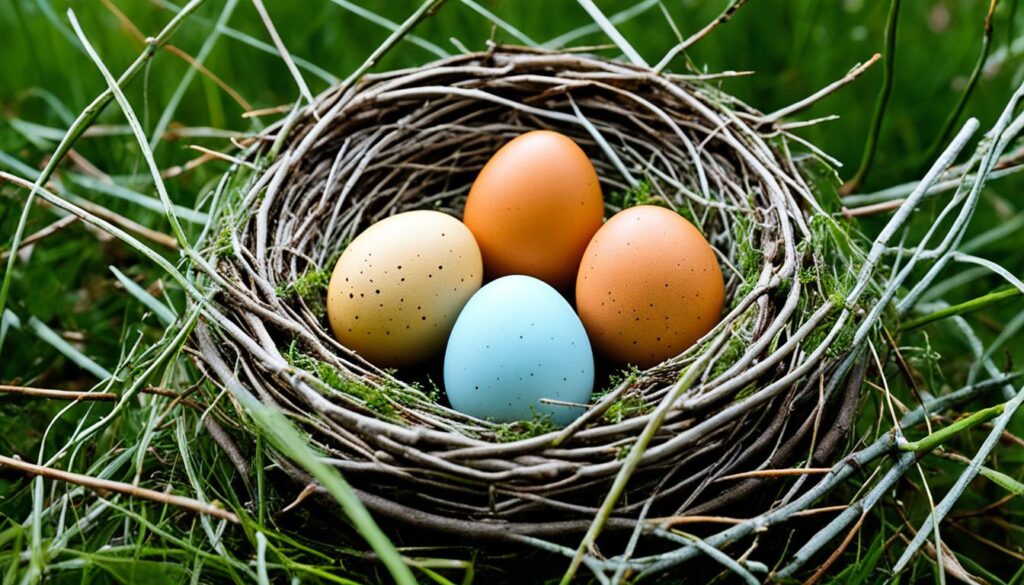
top-left (576, 205), bottom-right (724, 368)
top-left (463, 130), bottom-right (604, 290)
top-left (326, 210), bottom-right (482, 367)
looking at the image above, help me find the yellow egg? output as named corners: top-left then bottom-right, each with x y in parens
top-left (326, 210), bottom-right (483, 367)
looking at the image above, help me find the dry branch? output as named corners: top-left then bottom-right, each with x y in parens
top-left (0, 454), bottom-right (238, 523)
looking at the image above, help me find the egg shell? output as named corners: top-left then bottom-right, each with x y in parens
top-left (576, 205), bottom-right (725, 368)
top-left (326, 210), bottom-right (483, 367)
top-left (463, 130), bottom-right (604, 290)
top-left (444, 275), bottom-right (595, 425)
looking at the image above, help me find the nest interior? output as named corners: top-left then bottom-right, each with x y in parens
top-left (192, 47), bottom-right (869, 541)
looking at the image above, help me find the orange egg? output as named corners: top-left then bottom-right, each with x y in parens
top-left (463, 130), bottom-right (604, 290)
top-left (576, 205), bottom-right (724, 368)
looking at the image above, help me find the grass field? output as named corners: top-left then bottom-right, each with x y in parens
top-left (2, 0), bottom-right (1023, 583)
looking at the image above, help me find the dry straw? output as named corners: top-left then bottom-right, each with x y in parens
top-left (177, 4), bottom-right (1024, 583)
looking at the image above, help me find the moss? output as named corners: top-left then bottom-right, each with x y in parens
top-left (276, 268), bottom-right (332, 318)
top-left (734, 281), bottom-right (754, 304)
top-left (733, 384), bottom-right (758, 402)
top-left (602, 396), bottom-right (652, 424)
top-left (798, 266), bottom-right (817, 284)
top-left (607, 178), bottom-right (657, 209)
top-left (284, 342), bottom-right (396, 417)
top-left (730, 212), bottom-right (764, 308)
top-left (678, 203), bottom-right (699, 223)
top-left (803, 310), bottom-right (857, 359)
top-left (493, 408), bottom-right (557, 442)
top-left (585, 366), bottom-right (653, 424)
top-left (213, 226), bottom-right (233, 258)
top-left (711, 333), bottom-right (746, 378)
top-left (422, 377), bottom-right (442, 403)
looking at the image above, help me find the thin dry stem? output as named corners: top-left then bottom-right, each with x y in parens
top-left (0, 454), bottom-right (239, 523)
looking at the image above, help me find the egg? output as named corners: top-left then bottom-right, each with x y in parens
top-left (444, 275), bottom-right (594, 425)
top-left (326, 210), bottom-right (483, 367)
top-left (576, 205), bottom-right (724, 368)
top-left (463, 130), bottom-right (604, 290)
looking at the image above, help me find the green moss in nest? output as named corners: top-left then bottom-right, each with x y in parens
top-left (730, 213), bottom-right (764, 306)
top-left (711, 333), bottom-right (747, 378)
top-left (284, 342), bottom-right (396, 417)
top-left (277, 268), bottom-right (332, 318)
top-left (602, 396), bottom-right (652, 424)
top-left (494, 409), bottom-right (557, 442)
top-left (804, 310), bottom-right (857, 359)
top-left (608, 178), bottom-right (657, 209)
top-left (213, 226), bottom-right (234, 258)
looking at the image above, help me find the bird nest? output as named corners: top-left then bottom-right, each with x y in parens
top-left (191, 47), bottom-right (876, 548)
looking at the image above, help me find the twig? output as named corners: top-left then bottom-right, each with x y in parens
top-left (842, 0), bottom-right (902, 195)
top-left (791, 505), bottom-right (849, 518)
top-left (543, 0), bottom-right (660, 50)
top-left (0, 173), bottom-right (178, 250)
top-left (250, 0), bottom-right (316, 110)
top-left (0, 385), bottom-right (116, 401)
top-left (326, 0), bottom-right (448, 58)
top-left (669, 531), bottom-right (759, 585)
top-left (899, 405), bottom-right (1005, 454)
top-left (949, 521), bottom-right (1024, 562)
top-left (800, 512), bottom-right (867, 585)
top-left (561, 358), bottom-right (711, 584)
top-left (336, 0), bottom-right (447, 100)
top-left (97, 0), bottom-right (251, 113)
top-left (0, 215), bottom-right (79, 261)
top-left (716, 468), bottom-right (832, 482)
top-left (654, 0), bottom-right (751, 73)
top-left (150, 0), bottom-right (247, 150)
top-left (842, 198), bottom-right (906, 218)
top-left (652, 515), bottom-right (745, 527)
top-left (67, 10), bottom-right (192, 251)
top-left (949, 493), bottom-right (1018, 519)
top-left (0, 454), bottom-right (238, 523)
top-left (764, 54), bottom-right (881, 123)
top-left (243, 104), bottom-right (294, 118)
top-left (187, 145), bottom-right (260, 170)
top-left (459, 0), bottom-right (538, 46)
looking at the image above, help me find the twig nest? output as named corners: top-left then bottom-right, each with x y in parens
top-left (192, 47), bottom-right (871, 541)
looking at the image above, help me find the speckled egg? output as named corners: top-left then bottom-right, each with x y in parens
top-left (576, 205), bottom-right (725, 368)
top-left (444, 275), bottom-right (595, 425)
top-left (463, 130), bottom-right (604, 290)
top-left (326, 210), bottom-right (483, 367)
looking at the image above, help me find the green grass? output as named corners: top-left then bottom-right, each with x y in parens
top-left (2, 0), bottom-right (1024, 583)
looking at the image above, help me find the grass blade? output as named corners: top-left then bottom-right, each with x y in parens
top-left (841, 0), bottom-right (902, 195)
top-left (575, 0), bottom-right (647, 66)
top-left (26, 316), bottom-right (111, 380)
top-left (109, 266), bottom-right (177, 326)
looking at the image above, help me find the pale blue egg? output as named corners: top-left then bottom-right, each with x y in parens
top-left (444, 275), bottom-right (594, 426)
